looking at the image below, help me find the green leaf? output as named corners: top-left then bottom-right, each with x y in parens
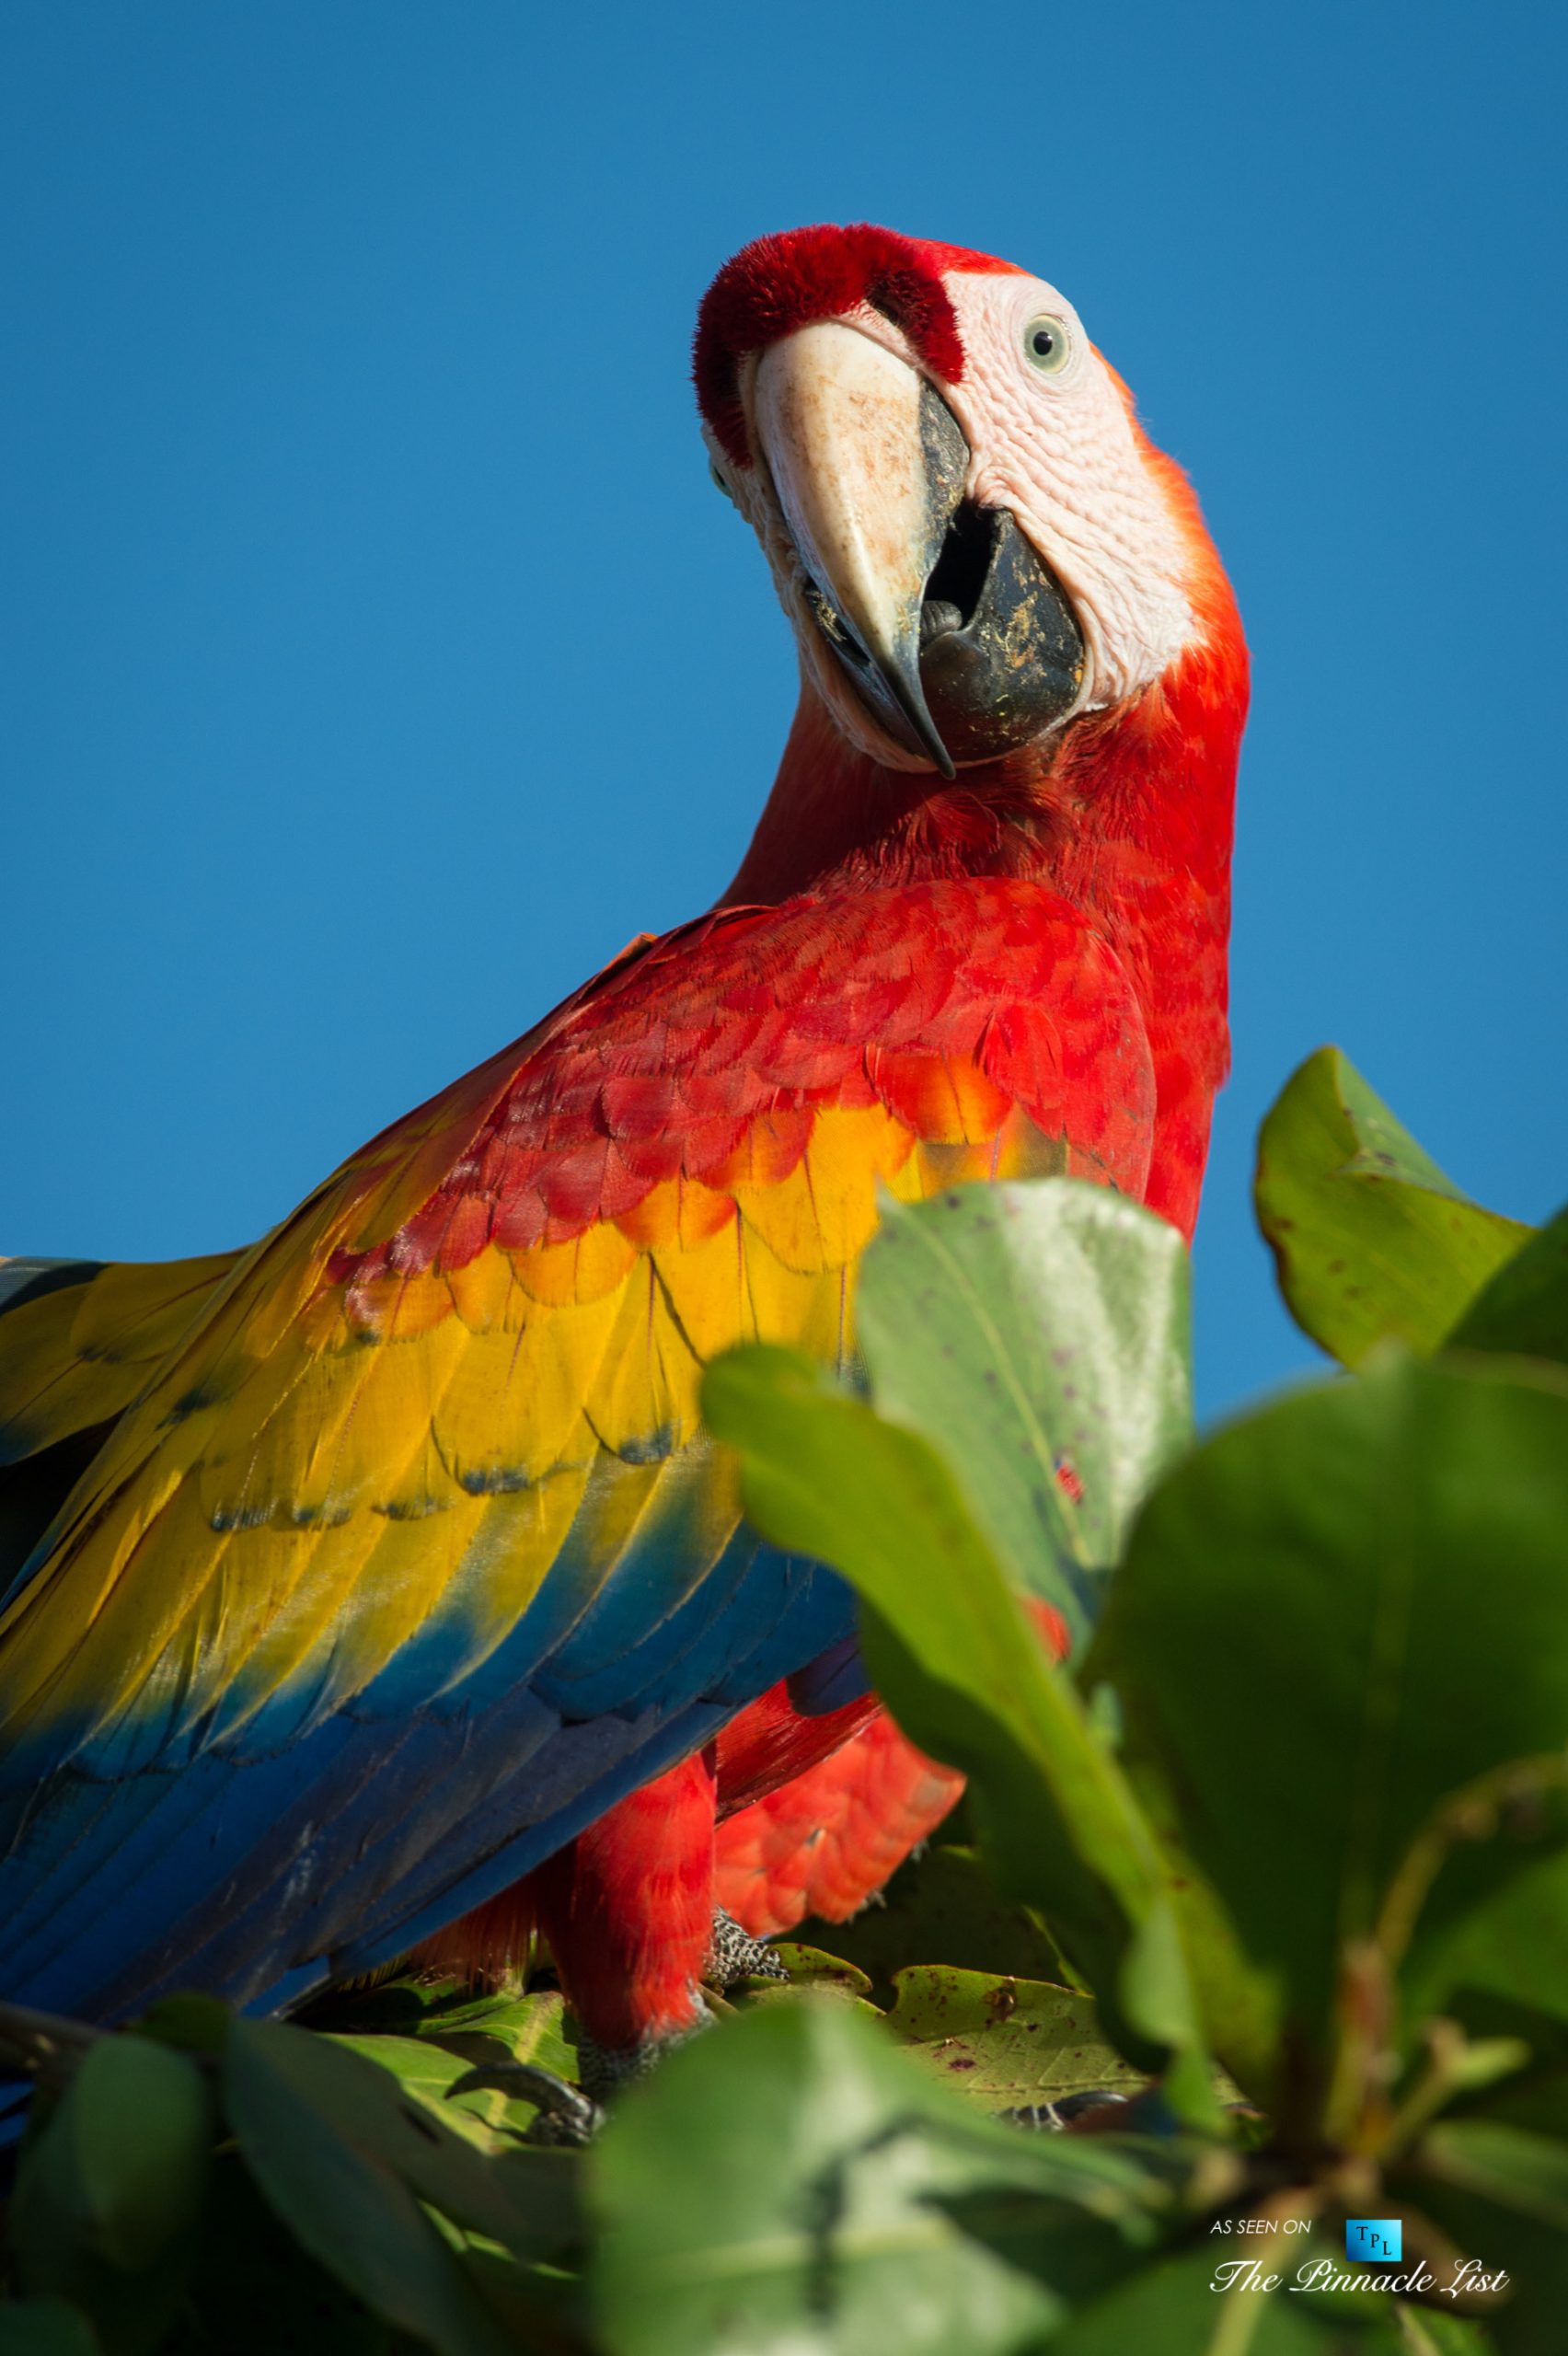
top-left (1407, 2121), bottom-right (1568, 2356)
top-left (1394, 2316), bottom-right (1499, 2356)
top-left (132, 1993), bottom-right (232, 2058)
top-left (702, 1343), bottom-right (1203, 2085)
top-left (302, 1970), bottom-right (548, 2045)
top-left (1447, 1205), bottom-right (1568, 1368)
top-left (857, 1180), bottom-right (1192, 1638)
top-left (1366, 1750), bottom-right (1568, 2163)
top-left (246, 2018), bottom-right (580, 2254)
top-left (329, 2030), bottom-right (543, 2147)
top-left (796, 1842), bottom-right (1073, 2004)
top-left (1092, 1352), bottom-right (1568, 2124)
top-left (1398, 2317), bottom-right (1501, 2356)
top-left (0, 2302), bottom-right (104, 2356)
top-left (224, 2017), bottom-right (546, 2353)
top-left (589, 2002), bottom-right (1172, 2356)
top-left (1100, 1760), bottom-right (1286, 2103)
top-left (1254, 1047), bottom-right (1529, 1366)
top-left (1419, 2120), bottom-right (1568, 2231)
top-left (6, 2037), bottom-right (213, 2356)
top-left (884, 1967), bottom-right (1144, 2111)
top-left (329, 1992), bottom-right (580, 2147)
top-left (444, 2235), bottom-right (592, 2356)
top-left (1391, 1781), bottom-right (1568, 2044)
top-left (1046, 2242), bottom-right (1408, 2352)
top-left (755, 1945), bottom-right (879, 2005)
top-left (401, 1981), bottom-right (577, 2068)
top-left (52, 2037), bottom-right (211, 2270)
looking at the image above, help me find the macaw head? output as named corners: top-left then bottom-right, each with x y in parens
top-left (695, 223), bottom-right (1233, 780)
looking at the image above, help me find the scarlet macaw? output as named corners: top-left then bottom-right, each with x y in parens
top-left (0, 223), bottom-right (1246, 2097)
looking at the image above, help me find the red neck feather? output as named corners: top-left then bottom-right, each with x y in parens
top-left (723, 556), bottom-right (1249, 1240)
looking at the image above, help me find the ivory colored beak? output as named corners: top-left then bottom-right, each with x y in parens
top-left (754, 320), bottom-right (965, 777)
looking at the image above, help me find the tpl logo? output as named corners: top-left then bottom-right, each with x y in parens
top-left (1345, 2219), bottom-right (1402, 2264)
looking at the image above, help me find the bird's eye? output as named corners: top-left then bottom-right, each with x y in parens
top-left (709, 460), bottom-right (736, 504)
top-left (1022, 316), bottom-right (1070, 375)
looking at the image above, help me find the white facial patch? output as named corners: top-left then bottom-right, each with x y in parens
top-left (938, 271), bottom-right (1200, 711)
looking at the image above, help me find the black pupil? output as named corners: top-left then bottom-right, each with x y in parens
top-left (1032, 329), bottom-right (1055, 358)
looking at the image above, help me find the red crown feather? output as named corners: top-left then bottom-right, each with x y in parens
top-left (694, 222), bottom-right (1020, 466)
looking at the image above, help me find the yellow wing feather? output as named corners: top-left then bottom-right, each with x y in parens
top-left (0, 1083), bottom-right (1067, 1773)
top-left (0, 1250), bottom-right (240, 1453)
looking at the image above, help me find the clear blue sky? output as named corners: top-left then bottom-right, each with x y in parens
top-left (4, 2), bottom-right (1563, 1418)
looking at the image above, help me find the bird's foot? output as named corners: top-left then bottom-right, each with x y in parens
top-left (448, 2059), bottom-right (605, 2147)
top-left (997, 2090), bottom-right (1132, 2133)
top-left (703, 1905), bottom-right (790, 1992)
top-left (455, 2020), bottom-right (718, 2143)
top-left (460, 1914), bottom-right (782, 2143)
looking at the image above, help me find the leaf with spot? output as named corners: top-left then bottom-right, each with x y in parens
top-left (857, 1180), bottom-right (1192, 1642)
top-left (884, 1967), bottom-right (1144, 2112)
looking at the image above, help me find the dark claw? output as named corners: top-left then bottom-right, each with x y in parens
top-left (447, 2058), bottom-right (605, 2146)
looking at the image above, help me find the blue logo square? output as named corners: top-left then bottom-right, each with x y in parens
top-left (1345, 2219), bottom-right (1402, 2264)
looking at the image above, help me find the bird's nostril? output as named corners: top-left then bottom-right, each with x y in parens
top-left (919, 600), bottom-right (963, 648)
